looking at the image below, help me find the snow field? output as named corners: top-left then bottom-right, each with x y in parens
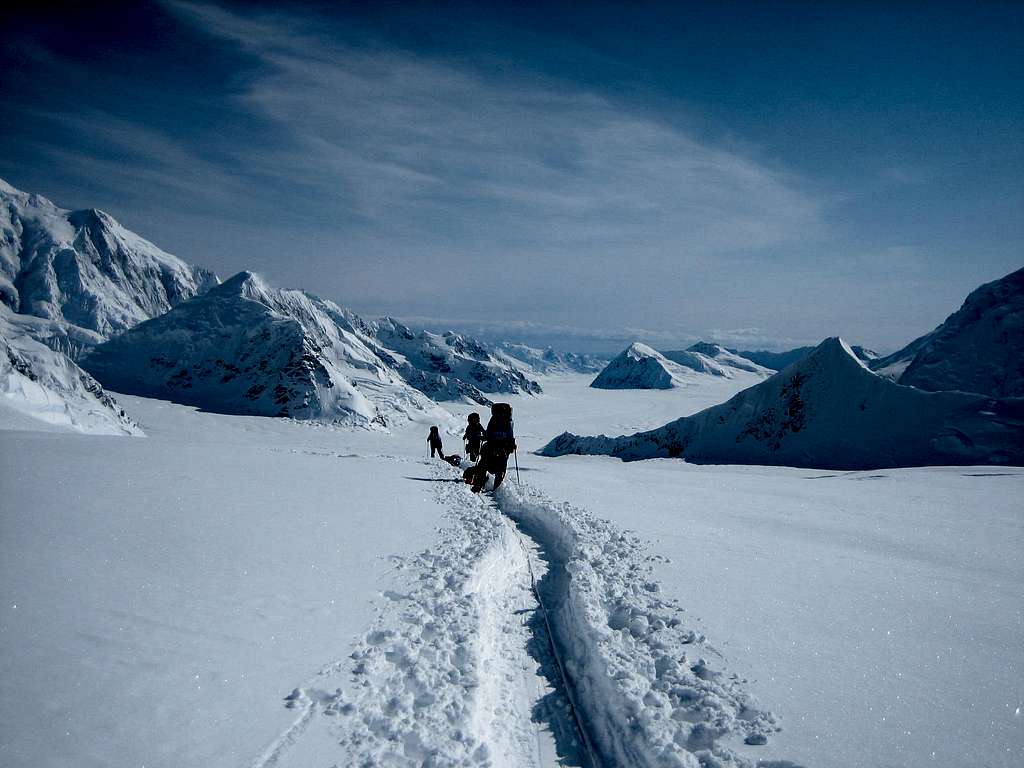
top-left (0, 399), bottom-right (445, 768)
top-left (499, 374), bottom-right (1024, 767)
top-left (4, 372), bottom-right (1020, 767)
top-left (495, 482), bottom-right (778, 768)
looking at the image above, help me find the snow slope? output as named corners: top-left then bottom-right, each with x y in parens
top-left (685, 342), bottom-right (773, 375)
top-left (591, 342), bottom-right (704, 389)
top-left (660, 348), bottom-right (734, 378)
top-left (0, 306), bottom-right (140, 435)
top-left (664, 343), bottom-right (773, 378)
top-left (733, 344), bottom-right (876, 371)
top-left (545, 337), bottom-right (1024, 469)
top-left (0, 178), bottom-right (217, 342)
top-left (873, 266), bottom-right (1024, 396)
top-left (371, 317), bottom-right (542, 404)
top-left (83, 272), bottom-right (448, 426)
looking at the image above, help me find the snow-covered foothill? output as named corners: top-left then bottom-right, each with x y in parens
top-left (370, 317), bottom-right (542, 404)
top-left (0, 178), bottom-right (217, 342)
top-left (545, 337), bottom-right (1024, 469)
top-left (872, 266), bottom-right (1024, 397)
top-left (0, 306), bottom-right (140, 435)
top-left (591, 342), bottom-right (702, 389)
top-left (83, 272), bottom-right (449, 427)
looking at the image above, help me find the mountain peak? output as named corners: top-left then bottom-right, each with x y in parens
top-left (625, 341), bottom-right (660, 358)
top-left (2, 180), bottom-right (219, 338)
top-left (687, 341), bottom-right (726, 356)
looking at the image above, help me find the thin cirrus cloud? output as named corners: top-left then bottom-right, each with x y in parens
top-left (165, 0), bottom-right (826, 258)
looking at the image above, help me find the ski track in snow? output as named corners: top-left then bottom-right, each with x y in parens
top-left (259, 455), bottom-right (785, 767)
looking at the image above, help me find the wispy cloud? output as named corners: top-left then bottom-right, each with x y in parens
top-left (165, 0), bottom-right (825, 256)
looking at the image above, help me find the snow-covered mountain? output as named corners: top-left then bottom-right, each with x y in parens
top-left (491, 341), bottom-right (606, 374)
top-left (0, 178), bottom-right (217, 345)
top-left (83, 272), bottom-right (448, 427)
top-left (732, 343), bottom-right (876, 371)
top-left (871, 267), bottom-right (1023, 397)
top-left (369, 318), bottom-right (542, 405)
top-left (686, 341), bottom-right (774, 374)
top-left (663, 342), bottom-right (773, 378)
top-left (590, 342), bottom-right (701, 389)
top-left (1, 306), bottom-right (140, 435)
top-left (544, 337), bottom-right (1024, 469)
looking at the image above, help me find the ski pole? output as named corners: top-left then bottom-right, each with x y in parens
top-left (514, 449), bottom-right (521, 486)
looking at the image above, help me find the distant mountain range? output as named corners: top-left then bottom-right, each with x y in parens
top-left (554, 270), bottom-right (1023, 469)
top-left (0, 179), bottom-right (597, 431)
top-left (590, 342), bottom-right (772, 390)
top-left (544, 337), bottom-right (1024, 470)
top-left (492, 341), bottom-right (606, 375)
top-left (3, 178), bottom-right (1021, 454)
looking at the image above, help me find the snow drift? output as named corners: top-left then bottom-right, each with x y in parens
top-left (591, 343), bottom-right (701, 389)
top-left (83, 272), bottom-right (446, 426)
top-left (1, 306), bottom-right (140, 435)
top-left (872, 267), bottom-right (1024, 397)
top-left (543, 337), bottom-right (1024, 469)
top-left (0, 178), bottom-right (217, 344)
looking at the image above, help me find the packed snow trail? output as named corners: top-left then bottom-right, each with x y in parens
top-left (328, 462), bottom-right (577, 766)
top-left (492, 483), bottom-right (780, 768)
top-left (279, 459), bottom-right (782, 767)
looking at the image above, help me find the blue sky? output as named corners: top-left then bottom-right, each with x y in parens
top-left (2, 1), bottom-right (1021, 352)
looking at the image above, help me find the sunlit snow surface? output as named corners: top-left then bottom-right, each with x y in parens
top-left (1, 374), bottom-right (1021, 767)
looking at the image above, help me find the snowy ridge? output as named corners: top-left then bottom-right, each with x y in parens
top-left (681, 343), bottom-right (774, 377)
top-left (84, 272), bottom-right (449, 427)
top-left (371, 318), bottom-right (543, 404)
top-left (872, 266), bottom-right (1024, 396)
top-left (660, 348), bottom-right (734, 378)
top-left (0, 178), bottom-right (217, 342)
top-left (733, 345), bottom-right (876, 372)
top-left (0, 306), bottom-right (140, 435)
top-left (544, 337), bottom-right (1024, 470)
top-left (493, 342), bottom-right (607, 375)
top-left (494, 482), bottom-right (779, 768)
top-left (592, 343), bottom-right (701, 389)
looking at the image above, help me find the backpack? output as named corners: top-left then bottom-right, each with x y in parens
top-left (486, 403), bottom-right (514, 442)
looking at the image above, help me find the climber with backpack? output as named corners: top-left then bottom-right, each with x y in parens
top-left (469, 403), bottom-right (516, 493)
top-left (427, 425), bottom-right (445, 459)
top-left (463, 412), bottom-right (485, 462)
